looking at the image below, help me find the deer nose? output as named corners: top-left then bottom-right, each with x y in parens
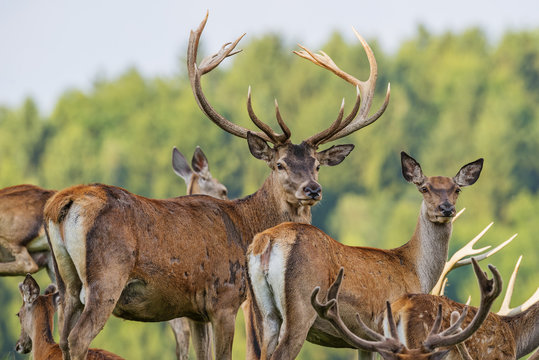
top-left (303, 183), bottom-right (321, 200)
top-left (438, 202), bottom-right (455, 217)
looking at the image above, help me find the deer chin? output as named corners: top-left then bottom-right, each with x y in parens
top-left (433, 215), bottom-right (453, 224)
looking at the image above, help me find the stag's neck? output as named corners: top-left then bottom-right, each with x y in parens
top-left (396, 201), bottom-right (452, 293)
top-left (234, 173), bottom-right (311, 244)
top-left (31, 308), bottom-right (57, 360)
top-left (505, 301), bottom-right (539, 358)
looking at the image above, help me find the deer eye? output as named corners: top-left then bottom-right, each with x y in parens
top-left (276, 162), bottom-right (284, 170)
top-left (316, 164), bottom-right (321, 171)
top-left (420, 186), bottom-right (428, 193)
top-left (455, 188), bottom-right (461, 194)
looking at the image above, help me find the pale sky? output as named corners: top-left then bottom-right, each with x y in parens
top-left (1, 0), bottom-right (538, 114)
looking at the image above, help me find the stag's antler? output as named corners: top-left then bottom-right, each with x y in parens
top-left (431, 219), bottom-right (516, 296)
top-left (497, 256), bottom-right (539, 316)
top-left (294, 28), bottom-right (390, 147)
top-left (311, 261), bottom-right (501, 358)
top-left (187, 12), bottom-right (290, 144)
top-left (423, 258), bottom-right (502, 349)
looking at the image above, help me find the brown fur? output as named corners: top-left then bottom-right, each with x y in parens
top-left (0, 184), bottom-right (56, 276)
top-left (391, 294), bottom-right (539, 359)
top-left (45, 140), bottom-right (353, 360)
top-left (246, 154), bottom-right (483, 360)
top-left (16, 276), bottom-right (123, 360)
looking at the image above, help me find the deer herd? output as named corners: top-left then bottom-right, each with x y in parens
top-left (1, 11), bottom-right (537, 360)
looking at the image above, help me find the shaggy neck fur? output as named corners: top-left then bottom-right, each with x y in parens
top-left (234, 172), bottom-right (312, 249)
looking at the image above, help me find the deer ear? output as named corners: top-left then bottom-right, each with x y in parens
top-left (247, 132), bottom-right (273, 163)
top-left (317, 145), bottom-right (354, 166)
top-left (191, 146), bottom-right (210, 175)
top-left (43, 284), bottom-right (57, 295)
top-left (454, 158), bottom-right (483, 187)
top-left (19, 274), bottom-right (40, 304)
top-left (172, 147), bottom-right (193, 181)
top-left (401, 151), bottom-right (426, 185)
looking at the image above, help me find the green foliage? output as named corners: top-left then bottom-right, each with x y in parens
top-left (1, 26), bottom-right (538, 359)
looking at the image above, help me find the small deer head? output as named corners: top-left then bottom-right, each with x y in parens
top-left (172, 146), bottom-right (228, 199)
top-left (15, 274), bottom-right (59, 354)
top-left (401, 152), bottom-right (483, 223)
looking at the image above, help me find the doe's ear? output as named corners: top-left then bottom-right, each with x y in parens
top-left (454, 158), bottom-right (484, 187)
top-left (247, 132), bottom-right (273, 163)
top-left (317, 144), bottom-right (354, 166)
top-left (401, 151), bottom-right (426, 185)
top-left (191, 146), bottom-right (210, 174)
top-left (172, 147), bottom-right (193, 181)
top-left (19, 274), bottom-right (40, 304)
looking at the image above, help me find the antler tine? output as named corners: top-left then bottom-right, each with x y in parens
top-left (187, 12), bottom-right (273, 143)
top-left (498, 256), bottom-right (539, 316)
top-left (294, 29), bottom-right (390, 146)
top-left (310, 269), bottom-right (401, 352)
top-left (424, 258), bottom-right (502, 350)
top-left (274, 99), bottom-right (291, 140)
top-left (247, 87), bottom-right (279, 143)
top-left (454, 233), bottom-right (517, 268)
top-left (431, 222), bottom-right (495, 296)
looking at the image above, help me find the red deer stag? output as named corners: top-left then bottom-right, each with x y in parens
top-left (43, 12), bottom-right (390, 360)
top-left (15, 274), bottom-right (123, 360)
top-left (0, 185), bottom-right (56, 278)
top-left (310, 258), bottom-right (502, 359)
top-left (247, 151), bottom-right (483, 359)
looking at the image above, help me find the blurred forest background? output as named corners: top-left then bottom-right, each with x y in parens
top-left (1, 25), bottom-right (538, 359)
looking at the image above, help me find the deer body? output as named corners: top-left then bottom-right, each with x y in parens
top-left (0, 184), bottom-right (56, 277)
top-left (390, 293), bottom-right (539, 359)
top-left (247, 152), bottom-right (483, 359)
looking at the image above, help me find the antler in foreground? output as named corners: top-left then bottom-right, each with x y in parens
top-left (311, 259), bottom-right (502, 359)
top-left (431, 219), bottom-right (516, 296)
top-left (497, 255), bottom-right (539, 316)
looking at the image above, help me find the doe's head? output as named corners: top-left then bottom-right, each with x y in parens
top-left (401, 152), bottom-right (483, 223)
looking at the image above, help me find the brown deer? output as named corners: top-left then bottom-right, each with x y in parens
top-left (15, 274), bottom-right (123, 360)
top-left (246, 151), bottom-right (483, 359)
top-left (43, 12), bottom-right (390, 360)
top-left (0, 147), bottom-right (224, 284)
top-left (388, 273), bottom-right (538, 358)
top-left (310, 258), bottom-right (502, 359)
top-left (0, 184), bottom-right (56, 278)
top-left (170, 145), bottom-right (228, 360)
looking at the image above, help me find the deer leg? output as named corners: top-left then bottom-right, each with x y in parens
top-left (67, 274), bottom-right (128, 360)
top-left (189, 319), bottom-right (213, 360)
top-left (169, 318), bottom-right (191, 360)
top-left (0, 239), bottom-right (39, 275)
top-left (268, 319), bottom-right (313, 360)
top-left (210, 308), bottom-right (237, 360)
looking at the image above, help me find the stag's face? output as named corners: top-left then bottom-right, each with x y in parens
top-left (248, 133), bottom-right (354, 208)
